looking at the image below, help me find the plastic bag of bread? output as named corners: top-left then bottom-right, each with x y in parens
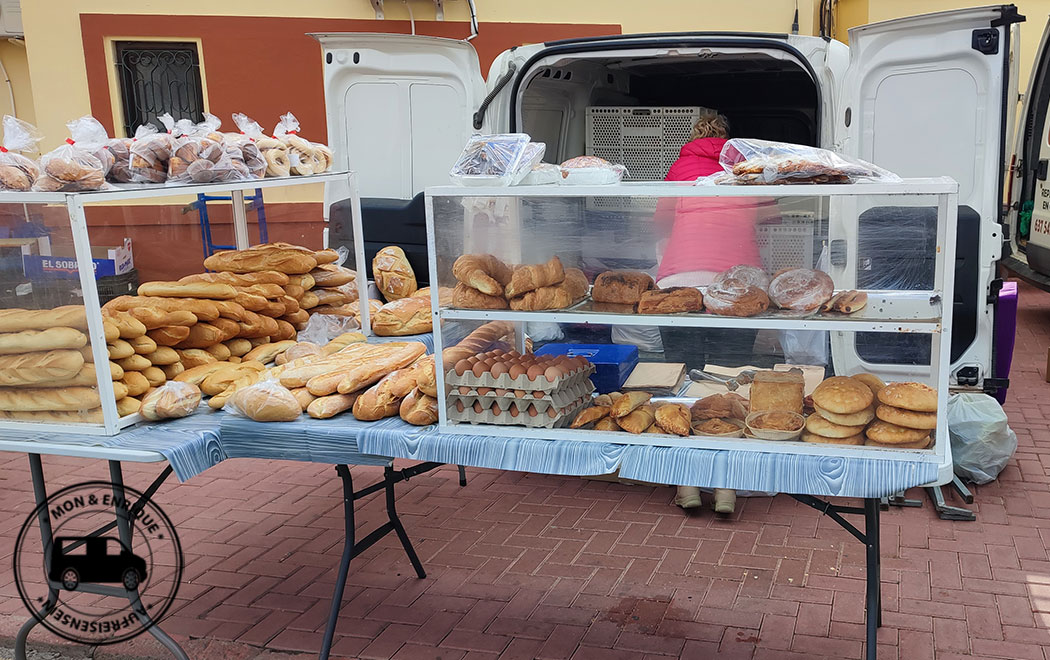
top-left (33, 116), bottom-right (112, 192)
top-left (710, 139), bottom-right (901, 185)
top-left (226, 113), bottom-right (268, 179)
top-left (273, 112), bottom-right (324, 176)
top-left (0, 115), bottom-right (42, 191)
top-left (168, 113), bottom-right (248, 184)
top-left (558, 156), bottom-right (627, 185)
top-left (128, 113), bottom-right (175, 183)
top-left (140, 380), bottom-right (202, 420)
top-left (449, 133), bottom-right (542, 187)
top-left (105, 123), bottom-right (154, 183)
top-left (224, 378), bottom-right (301, 422)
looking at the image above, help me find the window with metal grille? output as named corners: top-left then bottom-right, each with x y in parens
top-left (114, 41), bottom-right (205, 137)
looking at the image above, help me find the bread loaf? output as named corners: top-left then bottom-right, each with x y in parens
top-left (148, 325), bottom-right (192, 347)
top-left (275, 342), bottom-right (323, 365)
top-left (209, 318), bottom-right (242, 341)
top-left (274, 319), bottom-right (296, 341)
top-left (161, 362), bottom-right (185, 380)
top-left (138, 281), bottom-right (238, 300)
top-left (175, 361), bottom-right (230, 386)
top-left (373, 246), bottom-right (417, 301)
top-left (177, 349), bottom-right (217, 369)
top-left (230, 382), bottom-right (301, 421)
top-left (592, 270), bottom-right (655, 304)
top-left (116, 354), bottom-right (151, 372)
top-left (243, 339), bottom-right (296, 364)
top-left (116, 396), bottom-right (141, 417)
top-left (121, 371), bottom-right (150, 397)
top-left (141, 366), bottom-right (165, 387)
top-left (313, 288), bottom-right (351, 307)
top-left (129, 335), bottom-right (158, 355)
top-left (308, 392), bottom-right (360, 419)
top-left (0, 386), bottom-right (100, 411)
top-left (0, 306), bottom-right (87, 332)
top-left (287, 273), bottom-right (316, 290)
top-left (372, 297), bottom-right (432, 336)
top-left (441, 321), bottom-right (515, 365)
top-left (103, 311), bottom-right (148, 338)
top-left (224, 338), bottom-right (253, 357)
top-left (174, 323), bottom-right (226, 349)
top-left (127, 307), bottom-right (198, 330)
top-left (180, 270), bottom-right (290, 287)
top-left (103, 319), bottom-right (119, 342)
top-left (299, 291), bottom-right (320, 310)
top-left (0, 327), bottom-right (88, 355)
top-left (105, 296), bottom-right (220, 322)
top-left (638, 287), bottom-right (704, 315)
top-left (292, 387), bottom-right (317, 411)
top-left (280, 295), bottom-right (301, 314)
top-left (109, 360), bottom-right (122, 380)
top-left (0, 409), bottom-right (104, 423)
top-left (314, 248), bottom-right (339, 265)
top-left (400, 388), bottom-right (438, 425)
top-left (210, 300), bottom-right (248, 322)
top-left (750, 370), bottom-right (805, 415)
top-left (200, 361), bottom-right (266, 396)
top-left (204, 248), bottom-right (317, 274)
top-left (147, 346), bottom-right (180, 366)
top-left (235, 283), bottom-right (286, 299)
top-left (140, 381), bottom-right (201, 420)
top-left (204, 343), bottom-right (232, 361)
top-left (310, 264), bottom-right (354, 288)
top-left (0, 349), bottom-right (86, 386)
top-left (46, 363), bottom-right (116, 388)
top-left (337, 342), bottom-right (427, 394)
top-left (108, 339), bottom-right (135, 360)
top-left (416, 356), bottom-right (437, 398)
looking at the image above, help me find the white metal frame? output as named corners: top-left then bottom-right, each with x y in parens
top-left (0, 172), bottom-right (357, 436)
top-left (426, 178), bottom-right (958, 468)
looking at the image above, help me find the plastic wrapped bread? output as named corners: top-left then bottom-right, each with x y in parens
top-left (0, 115), bottom-right (42, 190)
top-left (33, 116), bottom-right (111, 191)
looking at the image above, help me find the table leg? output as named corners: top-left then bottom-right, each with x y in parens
top-left (15, 455), bottom-right (58, 660)
top-left (385, 465), bottom-right (425, 579)
top-left (319, 465), bottom-right (358, 660)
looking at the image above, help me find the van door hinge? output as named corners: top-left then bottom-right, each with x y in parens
top-left (972, 28), bottom-right (1000, 55)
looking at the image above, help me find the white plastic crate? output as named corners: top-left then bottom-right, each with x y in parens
top-left (756, 213), bottom-right (815, 272)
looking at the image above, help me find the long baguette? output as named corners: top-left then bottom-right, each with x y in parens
top-left (0, 350), bottom-right (85, 386)
top-left (43, 363), bottom-right (120, 388)
top-left (127, 308), bottom-right (198, 329)
top-left (204, 249), bottom-right (317, 274)
top-left (102, 311), bottom-right (148, 338)
top-left (0, 306), bottom-right (88, 333)
top-left (337, 343), bottom-right (427, 394)
top-left (0, 328), bottom-right (88, 355)
top-left (104, 296), bottom-right (220, 322)
top-left (308, 392), bottom-right (360, 419)
top-left (0, 409), bottom-right (104, 423)
top-left (138, 281), bottom-right (238, 300)
top-left (0, 386), bottom-right (101, 411)
top-left (179, 271), bottom-right (290, 286)
top-left (235, 283), bottom-right (285, 299)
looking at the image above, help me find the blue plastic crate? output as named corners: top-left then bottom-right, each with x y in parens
top-left (535, 343), bottom-right (638, 394)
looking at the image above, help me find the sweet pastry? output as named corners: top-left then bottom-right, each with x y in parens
top-left (805, 412), bottom-right (865, 438)
top-left (703, 279), bottom-right (769, 317)
top-left (813, 403), bottom-right (875, 427)
top-left (592, 270), bottom-right (654, 304)
top-left (714, 265), bottom-right (770, 291)
top-left (822, 290), bottom-right (868, 314)
top-left (452, 254), bottom-right (513, 297)
top-left (801, 430), bottom-right (865, 445)
top-left (769, 268), bottom-right (834, 311)
top-left (452, 283), bottom-right (508, 310)
top-left (877, 382), bottom-right (937, 413)
top-left (593, 302), bottom-right (637, 314)
top-left (865, 419), bottom-right (931, 445)
top-left (505, 256), bottom-right (565, 299)
top-left (812, 376), bottom-right (873, 415)
top-left (372, 246), bottom-right (417, 301)
top-left (637, 287), bottom-right (704, 314)
top-left (618, 404), bottom-right (655, 434)
top-left (749, 370), bottom-right (804, 415)
top-left (508, 268), bottom-right (588, 310)
top-left (594, 416), bottom-right (621, 432)
top-left (875, 404), bottom-right (937, 430)
top-left (610, 391), bottom-right (651, 418)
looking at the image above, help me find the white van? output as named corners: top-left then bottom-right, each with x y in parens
top-left (314, 4), bottom-right (1028, 399)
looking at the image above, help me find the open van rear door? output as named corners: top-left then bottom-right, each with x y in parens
top-left (832, 5), bottom-right (1022, 395)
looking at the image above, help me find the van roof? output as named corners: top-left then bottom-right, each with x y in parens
top-left (543, 31), bottom-right (829, 47)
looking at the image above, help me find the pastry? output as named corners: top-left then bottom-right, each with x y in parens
top-left (812, 376), bottom-right (873, 415)
top-left (805, 412), bottom-right (865, 438)
top-left (505, 256), bottom-right (565, 298)
top-left (618, 404), bottom-right (655, 434)
top-left (750, 411), bottom-right (804, 432)
top-left (655, 403), bottom-right (691, 436)
top-left (452, 283), bottom-right (508, 310)
top-left (801, 430), bottom-right (865, 445)
top-left (821, 290), bottom-right (868, 314)
top-left (875, 404), bottom-right (937, 430)
top-left (703, 279), bottom-right (769, 317)
top-left (610, 391), bottom-right (651, 418)
top-left (812, 403), bottom-right (875, 426)
top-left (593, 417), bottom-right (621, 431)
top-left (714, 265), bottom-right (770, 291)
top-left (691, 393), bottom-right (748, 421)
top-left (372, 297), bottom-right (432, 336)
top-left (593, 302), bottom-right (637, 314)
top-left (865, 419), bottom-right (931, 445)
top-left (749, 370), bottom-right (804, 414)
top-left (877, 382), bottom-right (937, 412)
top-left (570, 405), bottom-right (610, 429)
top-left (592, 270), bottom-right (654, 304)
top-left (768, 268), bottom-right (834, 311)
top-left (637, 287), bottom-right (704, 314)
top-left (452, 254), bottom-right (513, 297)
top-left (372, 246), bottom-right (417, 301)
top-left (508, 268), bottom-right (588, 310)
top-left (693, 418), bottom-right (742, 435)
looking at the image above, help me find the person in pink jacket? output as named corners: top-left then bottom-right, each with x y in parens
top-left (655, 109), bottom-right (776, 514)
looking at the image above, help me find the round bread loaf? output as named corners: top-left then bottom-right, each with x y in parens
top-left (704, 278), bottom-right (769, 317)
top-left (769, 268), bottom-right (834, 311)
top-left (813, 403), bottom-right (875, 426)
top-left (877, 382), bottom-right (937, 412)
top-left (805, 412), bottom-right (866, 438)
top-left (865, 435), bottom-right (933, 449)
top-left (875, 404), bottom-right (937, 430)
top-left (812, 376), bottom-right (873, 415)
top-left (865, 419), bottom-right (931, 444)
top-left (851, 373), bottom-right (886, 397)
top-left (714, 265), bottom-right (770, 292)
top-left (801, 430), bottom-right (864, 445)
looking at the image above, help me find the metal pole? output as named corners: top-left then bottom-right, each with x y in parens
top-left (231, 189), bottom-right (250, 249)
top-left (319, 465), bottom-right (356, 660)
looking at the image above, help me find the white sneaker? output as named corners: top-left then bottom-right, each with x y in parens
top-left (713, 488), bottom-right (736, 514)
top-left (675, 486), bottom-right (702, 509)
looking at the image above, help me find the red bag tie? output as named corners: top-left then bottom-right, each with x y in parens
top-left (0, 146), bottom-right (8, 153)
top-left (65, 138), bottom-right (75, 145)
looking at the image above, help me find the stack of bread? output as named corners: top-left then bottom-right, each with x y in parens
top-left (102, 309), bottom-right (185, 417)
top-left (368, 246), bottom-right (430, 336)
top-left (451, 253), bottom-right (588, 311)
top-left (570, 392), bottom-right (691, 436)
top-left (867, 382), bottom-right (937, 449)
top-left (804, 375), bottom-right (880, 445)
top-left (690, 392), bottom-right (749, 436)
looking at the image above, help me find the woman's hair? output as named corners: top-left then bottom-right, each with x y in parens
top-left (690, 108), bottom-right (730, 140)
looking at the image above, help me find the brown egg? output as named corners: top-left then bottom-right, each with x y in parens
top-left (495, 388), bottom-right (508, 396)
top-left (527, 404), bottom-right (538, 417)
top-left (547, 407), bottom-right (557, 418)
top-left (544, 365), bottom-right (561, 382)
top-left (473, 401), bottom-right (484, 413)
top-left (532, 390), bottom-right (545, 398)
top-left (491, 401), bottom-right (502, 414)
top-left (508, 364), bottom-right (527, 379)
top-left (515, 389), bottom-right (527, 398)
top-left (455, 400), bottom-right (465, 412)
top-left (527, 364), bottom-right (545, 380)
top-left (508, 403), bottom-right (520, 417)
top-left (478, 387), bottom-right (492, 396)
top-left (490, 362), bottom-right (509, 378)
top-left (467, 355), bottom-right (480, 364)
top-left (472, 361), bottom-right (489, 377)
top-left (454, 359), bottom-right (472, 376)
top-left (506, 351), bottom-right (521, 360)
top-left (458, 386), bottom-right (471, 395)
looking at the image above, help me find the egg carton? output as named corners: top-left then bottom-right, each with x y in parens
top-left (449, 381), bottom-right (594, 414)
top-left (444, 363), bottom-right (595, 394)
top-left (448, 397), bottom-right (590, 429)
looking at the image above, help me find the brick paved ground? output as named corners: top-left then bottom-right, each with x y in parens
top-left (1, 279), bottom-right (1050, 660)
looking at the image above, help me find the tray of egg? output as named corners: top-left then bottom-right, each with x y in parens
top-left (447, 350), bottom-right (596, 394)
top-left (449, 394), bottom-right (592, 428)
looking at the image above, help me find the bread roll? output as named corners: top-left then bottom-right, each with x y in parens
top-left (127, 307), bottom-right (198, 330)
top-left (108, 339), bottom-right (135, 360)
top-left (161, 362), bottom-right (185, 380)
top-left (138, 281), bottom-right (238, 300)
top-left (230, 382), bottom-right (301, 421)
top-left (243, 339), bottom-right (296, 364)
top-left (0, 327), bottom-right (88, 355)
top-left (308, 392), bottom-right (360, 419)
top-left (310, 264), bottom-right (355, 288)
top-left (0, 386), bottom-right (101, 411)
top-left (103, 319), bottom-right (119, 343)
top-left (141, 366), bottom-right (166, 387)
top-left (0, 306), bottom-right (87, 332)
top-left (416, 356), bottom-right (437, 398)
top-left (224, 338), bottom-right (252, 357)
top-left (109, 360), bottom-right (123, 380)
top-left (140, 381), bottom-right (202, 420)
top-left (0, 350), bottom-right (85, 386)
top-left (112, 381), bottom-right (130, 401)
top-left (129, 335), bottom-right (158, 355)
top-left (147, 346), bottom-right (180, 366)
top-left (209, 318), bottom-right (242, 341)
top-left (372, 298), bottom-right (432, 336)
top-left (121, 371), bottom-right (150, 397)
top-left (148, 326), bottom-right (192, 347)
top-left (174, 323), bottom-right (226, 349)
top-left (372, 246), bottom-right (417, 301)
top-left (104, 311), bottom-right (148, 338)
top-left (351, 387), bottom-right (401, 421)
top-left (274, 319), bottom-right (296, 341)
top-left (205, 343), bottom-right (232, 361)
top-left (116, 396), bottom-right (141, 417)
top-left (116, 354), bottom-right (151, 372)
top-left (399, 388), bottom-right (438, 425)
top-left (287, 273), bottom-right (315, 290)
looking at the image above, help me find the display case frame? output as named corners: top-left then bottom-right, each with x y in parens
top-left (0, 171), bottom-right (362, 437)
top-left (425, 177), bottom-right (958, 468)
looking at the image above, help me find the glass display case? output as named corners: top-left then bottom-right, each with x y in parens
top-left (0, 172), bottom-right (360, 435)
top-left (426, 178), bottom-right (958, 467)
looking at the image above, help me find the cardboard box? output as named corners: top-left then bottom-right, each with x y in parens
top-left (23, 238), bottom-right (133, 280)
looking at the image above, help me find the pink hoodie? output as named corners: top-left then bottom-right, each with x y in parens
top-left (655, 138), bottom-right (765, 281)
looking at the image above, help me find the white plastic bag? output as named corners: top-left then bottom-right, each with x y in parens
top-left (715, 139), bottom-right (901, 185)
top-left (33, 116), bottom-right (110, 191)
top-left (140, 381), bottom-right (202, 420)
top-left (168, 113), bottom-right (247, 184)
top-left (273, 111), bottom-right (324, 175)
top-left (228, 113), bottom-right (267, 179)
top-left (0, 115), bottom-right (42, 190)
top-left (297, 312), bottom-right (361, 345)
top-left (948, 393), bottom-right (1017, 484)
top-left (778, 246), bottom-right (830, 366)
top-left (223, 378), bottom-right (301, 422)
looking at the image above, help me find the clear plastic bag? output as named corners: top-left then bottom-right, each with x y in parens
top-left (168, 113), bottom-right (247, 184)
top-left (517, 162), bottom-right (561, 186)
top-left (273, 112), bottom-right (322, 176)
top-left (129, 113), bottom-right (175, 183)
top-left (0, 115), bottom-right (42, 191)
top-left (449, 133), bottom-right (538, 186)
top-left (559, 155), bottom-right (627, 185)
top-left (948, 393), bottom-right (1017, 484)
top-left (107, 123), bottom-right (155, 183)
top-left (33, 116), bottom-right (110, 192)
top-left (140, 381), bottom-right (202, 420)
top-left (227, 112), bottom-right (268, 179)
top-left (713, 139), bottom-right (901, 185)
top-left (223, 378), bottom-right (301, 422)
top-left (298, 311), bottom-right (361, 345)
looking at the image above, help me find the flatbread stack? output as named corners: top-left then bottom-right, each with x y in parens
top-left (865, 382), bottom-right (937, 449)
top-left (802, 375), bottom-right (879, 446)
